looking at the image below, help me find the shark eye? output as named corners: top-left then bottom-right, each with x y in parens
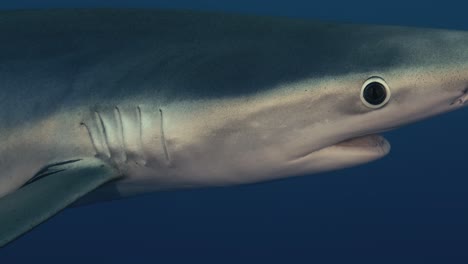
top-left (360, 77), bottom-right (391, 109)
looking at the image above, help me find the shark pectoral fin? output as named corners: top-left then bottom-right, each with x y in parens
top-left (0, 157), bottom-right (122, 248)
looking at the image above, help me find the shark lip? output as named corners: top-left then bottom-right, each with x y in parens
top-left (333, 134), bottom-right (391, 154)
top-left (294, 134), bottom-right (391, 162)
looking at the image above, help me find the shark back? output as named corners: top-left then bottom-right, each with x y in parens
top-left (1, 9), bottom-right (464, 127)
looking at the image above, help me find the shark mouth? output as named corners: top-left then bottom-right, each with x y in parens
top-left (294, 134), bottom-right (391, 163)
top-left (333, 134), bottom-right (391, 155)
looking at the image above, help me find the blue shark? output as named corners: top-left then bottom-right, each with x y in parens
top-left (1, 9), bottom-right (468, 247)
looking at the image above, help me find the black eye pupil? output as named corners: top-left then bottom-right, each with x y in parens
top-left (363, 82), bottom-right (387, 105)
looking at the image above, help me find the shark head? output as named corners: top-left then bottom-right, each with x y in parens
top-left (281, 65), bottom-right (468, 176)
top-left (169, 23), bottom-right (468, 186)
top-left (265, 25), bottom-right (468, 180)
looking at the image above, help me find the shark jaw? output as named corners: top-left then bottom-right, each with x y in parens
top-left (297, 134), bottom-right (391, 162)
top-left (331, 134), bottom-right (390, 155)
top-left (287, 134), bottom-right (391, 176)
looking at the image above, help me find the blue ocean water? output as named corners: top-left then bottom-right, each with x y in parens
top-left (1, 0), bottom-right (468, 263)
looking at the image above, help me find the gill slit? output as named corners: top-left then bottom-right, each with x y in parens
top-left (94, 111), bottom-right (111, 158)
top-left (114, 106), bottom-right (128, 162)
top-left (137, 105), bottom-right (146, 165)
top-left (80, 122), bottom-right (99, 156)
top-left (159, 108), bottom-right (170, 162)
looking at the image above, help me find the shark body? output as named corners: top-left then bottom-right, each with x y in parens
top-left (0, 9), bottom-right (468, 246)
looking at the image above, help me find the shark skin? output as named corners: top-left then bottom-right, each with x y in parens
top-left (0, 8), bottom-right (468, 232)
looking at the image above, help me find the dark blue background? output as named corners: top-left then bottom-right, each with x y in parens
top-left (1, 1), bottom-right (468, 263)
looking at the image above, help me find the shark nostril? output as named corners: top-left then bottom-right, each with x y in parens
top-left (450, 88), bottom-right (468, 105)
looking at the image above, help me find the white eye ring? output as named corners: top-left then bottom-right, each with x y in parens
top-left (360, 76), bottom-right (391, 109)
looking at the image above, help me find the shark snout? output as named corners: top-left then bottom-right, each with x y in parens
top-left (450, 87), bottom-right (468, 106)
